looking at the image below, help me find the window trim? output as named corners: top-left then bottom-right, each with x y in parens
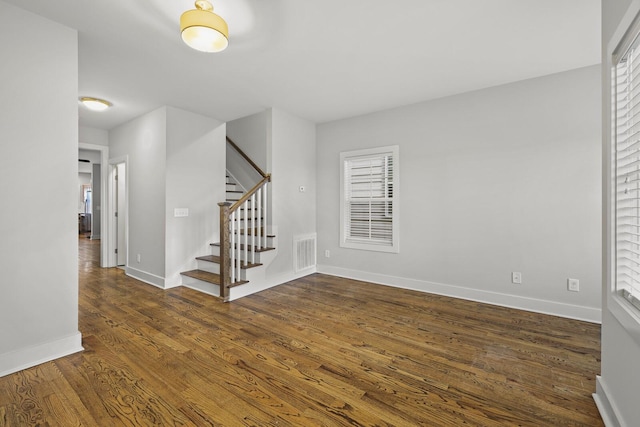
top-left (606, 0), bottom-right (640, 344)
top-left (340, 145), bottom-right (399, 253)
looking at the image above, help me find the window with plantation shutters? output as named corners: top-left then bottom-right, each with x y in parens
top-left (340, 146), bottom-right (399, 253)
top-left (614, 27), bottom-right (640, 311)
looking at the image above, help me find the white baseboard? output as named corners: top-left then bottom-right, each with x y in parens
top-left (0, 332), bottom-right (83, 378)
top-left (317, 265), bottom-right (602, 324)
top-left (125, 266), bottom-right (166, 289)
top-left (228, 267), bottom-right (317, 301)
top-left (593, 376), bottom-right (622, 427)
top-left (163, 273), bottom-right (184, 289)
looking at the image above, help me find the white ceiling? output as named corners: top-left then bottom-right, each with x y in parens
top-left (6, 0), bottom-right (601, 129)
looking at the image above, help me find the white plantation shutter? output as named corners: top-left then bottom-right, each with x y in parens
top-left (615, 31), bottom-right (640, 311)
top-left (340, 146), bottom-right (399, 253)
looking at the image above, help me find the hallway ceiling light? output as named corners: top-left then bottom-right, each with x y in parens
top-left (180, 0), bottom-right (229, 53)
top-left (79, 97), bottom-right (111, 111)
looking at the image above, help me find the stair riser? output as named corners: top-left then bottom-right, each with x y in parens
top-left (194, 263), bottom-right (249, 282)
top-left (236, 215), bottom-right (261, 222)
top-left (210, 240), bottom-right (275, 257)
top-left (182, 276), bottom-right (220, 297)
top-left (232, 231), bottom-right (266, 241)
top-left (196, 259), bottom-right (220, 274)
top-left (233, 252), bottom-right (262, 265)
top-left (197, 257), bottom-right (264, 276)
top-left (231, 225), bottom-right (263, 235)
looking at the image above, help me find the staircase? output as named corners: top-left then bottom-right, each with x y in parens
top-left (180, 138), bottom-right (275, 301)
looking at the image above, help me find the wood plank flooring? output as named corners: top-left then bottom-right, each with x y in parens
top-left (0, 237), bottom-right (603, 426)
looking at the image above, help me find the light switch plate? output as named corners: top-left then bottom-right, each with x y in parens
top-left (174, 208), bottom-right (189, 217)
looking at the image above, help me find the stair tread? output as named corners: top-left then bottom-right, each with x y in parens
top-left (181, 269), bottom-right (220, 284)
top-left (196, 255), bottom-right (221, 263)
top-left (181, 269), bottom-right (248, 287)
top-left (195, 255), bottom-right (263, 269)
top-left (239, 260), bottom-right (263, 269)
top-left (211, 243), bottom-right (275, 253)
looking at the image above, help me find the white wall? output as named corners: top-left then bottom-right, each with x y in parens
top-left (0, 1), bottom-right (82, 376)
top-left (317, 65), bottom-right (602, 322)
top-left (227, 110), bottom-right (270, 171)
top-left (269, 108), bottom-right (317, 276)
top-left (226, 110), bottom-right (270, 192)
top-left (79, 149), bottom-right (102, 164)
top-left (110, 107), bottom-right (168, 281)
top-left (165, 107), bottom-right (226, 287)
top-left (596, 0), bottom-right (640, 425)
top-left (79, 126), bottom-right (109, 146)
top-left (109, 106), bottom-right (226, 288)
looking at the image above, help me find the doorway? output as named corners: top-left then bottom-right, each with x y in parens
top-left (109, 157), bottom-right (128, 268)
top-left (78, 143), bottom-right (109, 266)
top-left (115, 162), bottom-right (126, 266)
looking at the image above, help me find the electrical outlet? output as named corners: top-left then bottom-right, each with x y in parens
top-left (512, 272), bottom-right (522, 284)
top-left (568, 278), bottom-right (580, 292)
top-left (137, 254), bottom-right (141, 263)
top-left (325, 250), bottom-right (330, 258)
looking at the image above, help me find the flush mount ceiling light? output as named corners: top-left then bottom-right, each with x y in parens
top-left (79, 97), bottom-right (111, 111)
top-left (180, 0), bottom-right (229, 53)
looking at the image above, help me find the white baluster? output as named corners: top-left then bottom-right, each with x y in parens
top-left (251, 193), bottom-right (256, 264)
top-left (263, 182), bottom-right (268, 248)
top-left (230, 210), bottom-right (236, 284)
top-left (244, 199), bottom-right (248, 270)
top-left (257, 188), bottom-right (262, 250)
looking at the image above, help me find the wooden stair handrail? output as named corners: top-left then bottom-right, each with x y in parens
top-left (226, 136), bottom-right (268, 179)
top-left (230, 174), bottom-right (271, 213)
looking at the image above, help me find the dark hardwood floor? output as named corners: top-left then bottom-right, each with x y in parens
top-left (0, 237), bottom-right (603, 426)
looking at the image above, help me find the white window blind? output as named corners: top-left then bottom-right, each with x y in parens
top-left (615, 31), bottom-right (640, 311)
top-left (340, 146), bottom-right (399, 253)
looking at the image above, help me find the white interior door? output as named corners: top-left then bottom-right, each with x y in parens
top-left (116, 162), bottom-right (126, 266)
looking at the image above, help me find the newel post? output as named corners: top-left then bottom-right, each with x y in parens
top-left (218, 202), bottom-right (232, 300)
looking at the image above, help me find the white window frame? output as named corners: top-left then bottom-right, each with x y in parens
top-left (607, 0), bottom-right (640, 345)
top-left (340, 145), bottom-right (399, 253)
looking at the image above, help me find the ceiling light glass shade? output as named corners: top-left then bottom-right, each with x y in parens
top-left (79, 97), bottom-right (111, 111)
top-left (181, 0), bottom-right (229, 53)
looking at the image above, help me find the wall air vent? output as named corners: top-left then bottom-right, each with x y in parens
top-left (294, 233), bottom-right (317, 273)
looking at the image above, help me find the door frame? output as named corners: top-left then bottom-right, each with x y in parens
top-left (78, 143), bottom-right (109, 267)
top-left (108, 156), bottom-right (129, 268)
